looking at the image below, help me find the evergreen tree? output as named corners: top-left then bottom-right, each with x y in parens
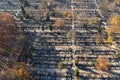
top-left (49, 24), bottom-right (53, 31)
top-left (21, 6), bottom-right (26, 15)
top-left (41, 25), bottom-right (44, 31)
top-left (46, 13), bottom-right (50, 21)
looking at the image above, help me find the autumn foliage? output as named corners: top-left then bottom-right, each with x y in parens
top-left (53, 18), bottom-right (64, 28)
top-left (105, 15), bottom-right (120, 43)
top-left (64, 11), bottom-right (72, 19)
top-left (63, 11), bottom-right (76, 19)
top-left (107, 35), bottom-right (113, 43)
top-left (107, 15), bottom-right (120, 33)
top-left (95, 56), bottom-right (109, 71)
top-left (16, 62), bottom-right (30, 80)
top-left (0, 13), bottom-right (17, 47)
top-left (0, 13), bottom-right (27, 79)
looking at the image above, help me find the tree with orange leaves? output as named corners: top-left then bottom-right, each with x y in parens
top-left (53, 18), bottom-right (64, 28)
top-left (95, 56), bottom-right (109, 71)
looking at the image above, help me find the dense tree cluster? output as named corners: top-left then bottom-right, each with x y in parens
top-left (0, 13), bottom-right (17, 45)
top-left (0, 13), bottom-right (27, 80)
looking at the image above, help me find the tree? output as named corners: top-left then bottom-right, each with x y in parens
top-left (110, 15), bottom-right (120, 26)
top-left (7, 1), bottom-right (11, 4)
top-left (115, 53), bottom-right (120, 58)
top-left (75, 58), bottom-right (79, 66)
top-left (30, 47), bottom-right (35, 52)
top-left (97, 19), bottom-right (102, 35)
top-left (107, 15), bottom-right (120, 33)
top-left (21, 6), bottom-right (26, 15)
top-left (46, 13), bottom-right (50, 21)
top-left (95, 56), bottom-right (109, 71)
top-left (58, 62), bottom-right (64, 70)
top-left (74, 68), bottom-right (79, 77)
top-left (66, 31), bottom-right (72, 40)
top-left (76, 78), bottom-right (81, 80)
top-left (0, 13), bottom-right (27, 79)
top-left (64, 11), bottom-right (76, 19)
top-left (49, 24), bottom-right (53, 31)
top-left (96, 20), bottom-right (103, 45)
top-left (53, 18), bottom-right (64, 28)
top-left (66, 30), bottom-right (76, 42)
top-left (24, 13), bottom-right (30, 19)
top-left (115, 49), bottom-right (120, 58)
top-left (20, 16), bottom-right (23, 21)
top-left (106, 15), bottom-right (120, 43)
top-left (0, 13), bottom-right (17, 47)
top-left (83, 23), bottom-right (88, 30)
top-left (96, 32), bottom-right (103, 45)
top-left (41, 25), bottom-right (44, 31)
top-left (24, 52), bottom-right (32, 60)
top-left (16, 62), bottom-right (30, 80)
top-left (21, 6), bottom-right (30, 19)
top-left (51, 10), bottom-right (56, 16)
top-left (107, 34), bottom-right (113, 43)
top-left (64, 11), bottom-right (72, 19)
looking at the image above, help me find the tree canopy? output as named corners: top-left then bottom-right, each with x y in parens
top-left (95, 56), bottom-right (109, 71)
top-left (53, 18), bottom-right (64, 28)
top-left (0, 13), bottom-right (17, 47)
top-left (107, 15), bottom-right (120, 33)
top-left (0, 13), bottom-right (27, 79)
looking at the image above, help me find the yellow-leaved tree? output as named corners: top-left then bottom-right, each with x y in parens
top-left (108, 15), bottom-right (120, 33)
top-left (95, 56), bottom-right (109, 71)
top-left (63, 11), bottom-right (76, 19)
top-left (63, 11), bottom-right (72, 19)
top-left (107, 34), bottom-right (113, 43)
top-left (16, 62), bottom-right (30, 80)
top-left (106, 15), bottom-right (120, 43)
